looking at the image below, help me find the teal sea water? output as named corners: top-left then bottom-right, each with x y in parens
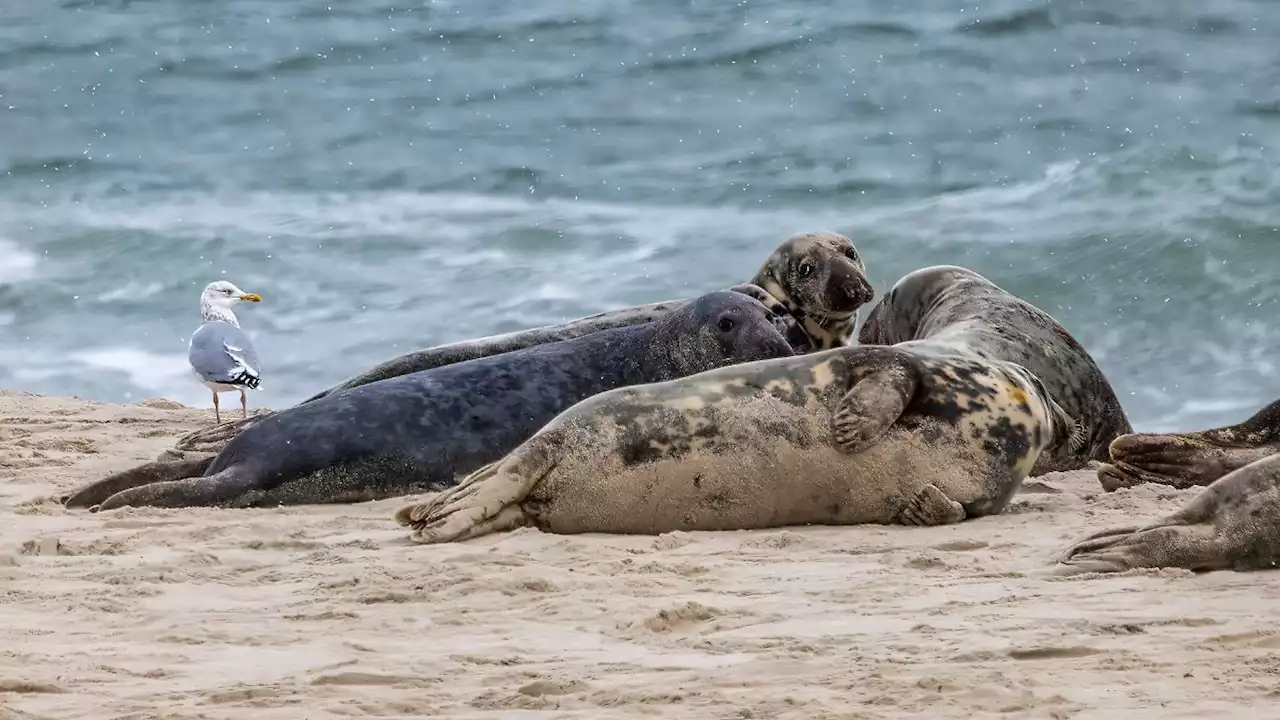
top-left (2, 0), bottom-right (1279, 432)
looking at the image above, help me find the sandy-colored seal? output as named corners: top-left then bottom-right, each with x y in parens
top-left (63, 292), bottom-right (798, 511)
top-left (394, 343), bottom-right (1082, 543)
top-left (166, 230), bottom-right (873, 457)
top-left (1095, 400), bottom-right (1280, 492)
top-left (1055, 453), bottom-right (1280, 575)
top-left (858, 265), bottom-right (1131, 474)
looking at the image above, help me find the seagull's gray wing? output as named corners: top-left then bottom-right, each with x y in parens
top-left (188, 321), bottom-right (263, 389)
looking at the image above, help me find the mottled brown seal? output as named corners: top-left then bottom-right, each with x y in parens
top-left (1055, 453), bottom-right (1280, 575)
top-left (394, 343), bottom-right (1082, 544)
top-left (166, 230), bottom-right (873, 458)
top-left (858, 265), bottom-right (1131, 474)
top-left (1096, 400), bottom-right (1280, 492)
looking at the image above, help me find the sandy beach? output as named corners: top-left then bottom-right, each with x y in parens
top-left (2, 388), bottom-right (1278, 720)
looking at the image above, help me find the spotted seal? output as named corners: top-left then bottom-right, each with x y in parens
top-left (1095, 400), bottom-right (1280, 492)
top-left (163, 230), bottom-right (873, 458)
top-left (63, 291), bottom-right (796, 510)
top-left (858, 265), bottom-right (1131, 474)
top-left (394, 342), bottom-right (1082, 543)
top-left (1055, 453), bottom-right (1280, 575)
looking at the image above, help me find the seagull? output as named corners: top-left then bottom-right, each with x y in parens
top-left (189, 280), bottom-right (264, 423)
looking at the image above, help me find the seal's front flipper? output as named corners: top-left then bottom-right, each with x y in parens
top-left (895, 484), bottom-right (965, 526)
top-left (446, 504), bottom-right (531, 542)
top-left (395, 428), bottom-right (566, 544)
top-left (831, 353), bottom-right (919, 454)
top-left (63, 453), bottom-right (217, 508)
top-left (94, 467), bottom-right (262, 511)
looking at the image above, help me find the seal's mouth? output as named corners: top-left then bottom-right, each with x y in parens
top-left (815, 282), bottom-right (875, 318)
top-left (807, 308), bottom-right (859, 326)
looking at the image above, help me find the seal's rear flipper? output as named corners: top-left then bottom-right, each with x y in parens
top-left (94, 467), bottom-right (262, 511)
top-left (395, 428), bottom-right (567, 544)
top-left (895, 484), bottom-right (965, 526)
top-left (1052, 522), bottom-right (1226, 575)
top-left (1058, 524), bottom-right (1141, 556)
top-left (831, 352), bottom-right (919, 454)
top-left (63, 453), bottom-right (217, 509)
top-left (174, 415), bottom-right (264, 452)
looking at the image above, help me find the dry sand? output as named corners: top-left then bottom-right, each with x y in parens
top-left (2, 388), bottom-right (1279, 720)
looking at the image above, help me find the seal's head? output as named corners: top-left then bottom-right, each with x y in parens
top-left (657, 290), bottom-right (795, 372)
top-left (752, 231), bottom-right (874, 349)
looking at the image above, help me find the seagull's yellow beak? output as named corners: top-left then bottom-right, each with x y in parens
top-left (239, 293), bottom-right (262, 302)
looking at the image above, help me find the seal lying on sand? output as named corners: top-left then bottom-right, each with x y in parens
top-left (395, 342), bottom-right (1083, 543)
top-left (64, 292), bottom-right (798, 510)
top-left (1055, 453), bottom-right (1280, 575)
top-left (1095, 400), bottom-right (1280, 492)
top-left (165, 230), bottom-right (873, 458)
top-left (858, 265), bottom-right (1131, 474)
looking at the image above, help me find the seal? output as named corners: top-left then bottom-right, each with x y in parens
top-left (1095, 400), bottom-right (1280, 492)
top-left (857, 265), bottom-right (1131, 475)
top-left (1055, 453), bottom-right (1280, 575)
top-left (394, 343), bottom-right (1083, 544)
top-left (63, 291), bottom-right (797, 510)
top-left (162, 230), bottom-right (872, 457)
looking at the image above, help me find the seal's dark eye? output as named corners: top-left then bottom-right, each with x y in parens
top-left (798, 263), bottom-right (813, 278)
top-left (717, 317), bottom-right (735, 332)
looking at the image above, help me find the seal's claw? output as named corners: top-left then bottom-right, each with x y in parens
top-left (831, 406), bottom-right (889, 454)
top-left (393, 502), bottom-right (431, 527)
top-left (1051, 551), bottom-right (1134, 576)
top-left (408, 504), bottom-right (529, 544)
top-left (1096, 462), bottom-right (1145, 492)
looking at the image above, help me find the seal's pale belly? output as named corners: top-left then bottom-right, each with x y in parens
top-left (524, 398), bottom-right (989, 535)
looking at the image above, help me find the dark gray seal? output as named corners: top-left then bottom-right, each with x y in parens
top-left (166, 230), bottom-right (873, 457)
top-left (858, 265), bottom-right (1132, 475)
top-left (63, 291), bottom-right (797, 510)
top-left (1055, 453), bottom-right (1280, 575)
top-left (395, 342), bottom-right (1082, 544)
top-left (1095, 400), bottom-right (1280, 492)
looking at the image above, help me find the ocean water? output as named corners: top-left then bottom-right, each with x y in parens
top-left (2, 0), bottom-right (1279, 433)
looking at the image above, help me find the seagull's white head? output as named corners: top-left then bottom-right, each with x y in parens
top-left (202, 280), bottom-right (261, 308)
top-left (200, 280), bottom-right (261, 324)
